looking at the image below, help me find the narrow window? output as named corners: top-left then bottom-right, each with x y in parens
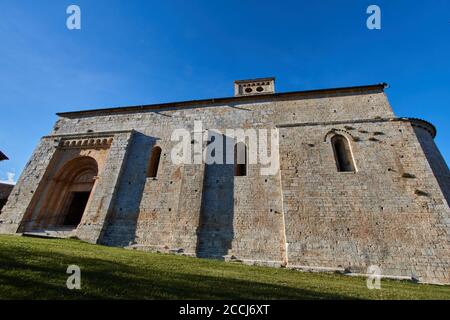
top-left (331, 135), bottom-right (355, 172)
top-left (148, 146), bottom-right (162, 178)
top-left (234, 142), bottom-right (247, 176)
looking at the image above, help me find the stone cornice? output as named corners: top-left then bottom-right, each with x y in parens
top-left (56, 83), bottom-right (387, 118)
top-left (277, 117), bottom-right (437, 138)
top-left (42, 130), bottom-right (134, 140)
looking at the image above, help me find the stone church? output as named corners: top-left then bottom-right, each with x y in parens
top-left (1, 78), bottom-right (449, 284)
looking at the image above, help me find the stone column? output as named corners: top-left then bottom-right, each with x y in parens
top-left (75, 131), bottom-right (134, 243)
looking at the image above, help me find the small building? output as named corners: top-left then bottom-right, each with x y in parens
top-left (0, 151), bottom-right (8, 161)
top-left (0, 183), bottom-right (14, 212)
top-left (0, 151), bottom-right (13, 212)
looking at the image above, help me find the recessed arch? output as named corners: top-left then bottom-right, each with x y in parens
top-left (234, 142), bottom-right (247, 177)
top-left (331, 135), bottom-right (356, 172)
top-left (54, 156), bottom-right (98, 182)
top-left (324, 128), bottom-right (356, 142)
top-left (22, 156), bottom-right (99, 231)
top-left (147, 146), bottom-right (162, 178)
top-left (52, 156), bottom-right (98, 227)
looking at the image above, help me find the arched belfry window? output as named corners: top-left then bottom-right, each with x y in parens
top-left (234, 142), bottom-right (247, 177)
top-left (331, 135), bottom-right (356, 172)
top-left (148, 146), bottom-right (162, 178)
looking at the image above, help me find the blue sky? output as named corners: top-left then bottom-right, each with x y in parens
top-left (0, 0), bottom-right (449, 183)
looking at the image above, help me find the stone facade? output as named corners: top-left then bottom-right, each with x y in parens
top-left (1, 79), bottom-right (449, 284)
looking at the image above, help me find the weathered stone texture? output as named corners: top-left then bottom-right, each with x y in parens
top-left (1, 83), bottom-right (449, 284)
top-left (279, 120), bottom-right (450, 283)
top-left (0, 138), bottom-right (58, 233)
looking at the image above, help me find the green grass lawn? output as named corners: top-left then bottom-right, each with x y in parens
top-left (0, 235), bottom-right (449, 300)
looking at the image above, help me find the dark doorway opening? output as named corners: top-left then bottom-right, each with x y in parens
top-left (0, 199), bottom-right (7, 212)
top-left (63, 192), bottom-right (91, 227)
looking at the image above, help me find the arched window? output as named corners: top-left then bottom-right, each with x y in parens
top-left (148, 146), bottom-right (162, 178)
top-left (331, 135), bottom-right (355, 172)
top-left (234, 142), bottom-right (247, 177)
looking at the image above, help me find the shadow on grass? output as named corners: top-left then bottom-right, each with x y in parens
top-left (0, 243), bottom-right (354, 300)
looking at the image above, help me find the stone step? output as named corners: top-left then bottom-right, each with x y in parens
top-left (22, 228), bottom-right (76, 239)
top-left (196, 253), bottom-right (226, 260)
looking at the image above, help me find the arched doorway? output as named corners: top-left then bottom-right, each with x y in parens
top-left (31, 156), bottom-right (99, 230)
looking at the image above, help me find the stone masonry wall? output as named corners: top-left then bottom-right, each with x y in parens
top-left (50, 89), bottom-right (395, 263)
top-left (415, 126), bottom-right (450, 207)
top-left (278, 120), bottom-right (450, 284)
top-left (2, 87), bottom-right (450, 284)
top-left (0, 137), bottom-right (58, 233)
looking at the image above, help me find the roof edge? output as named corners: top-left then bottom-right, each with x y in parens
top-left (56, 83), bottom-right (388, 118)
top-left (234, 77), bottom-right (276, 84)
top-left (407, 117), bottom-right (437, 138)
top-left (0, 151), bottom-right (8, 161)
top-left (278, 117), bottom-right (437, 139)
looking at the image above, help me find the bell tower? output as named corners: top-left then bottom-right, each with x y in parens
top-left (234, 77), bottom-right (276, 97)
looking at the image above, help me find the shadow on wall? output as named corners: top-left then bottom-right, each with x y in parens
top-left (101, 132), bottom-right (159, 247)
top-left (414, 127), bottom-right (450, 207)
top-left (0, 183), bottom-right (14, 213)
top-left (196, 133), bottom-right (235, 259)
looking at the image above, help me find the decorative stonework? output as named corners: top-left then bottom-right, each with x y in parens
top-left (323, 128), bottom-right (356, 142)
top-left (59, 137), bottom-right (113, 149)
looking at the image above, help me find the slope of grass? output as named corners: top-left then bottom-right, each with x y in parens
top-left (0, 235), bottom-right (449, 300)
